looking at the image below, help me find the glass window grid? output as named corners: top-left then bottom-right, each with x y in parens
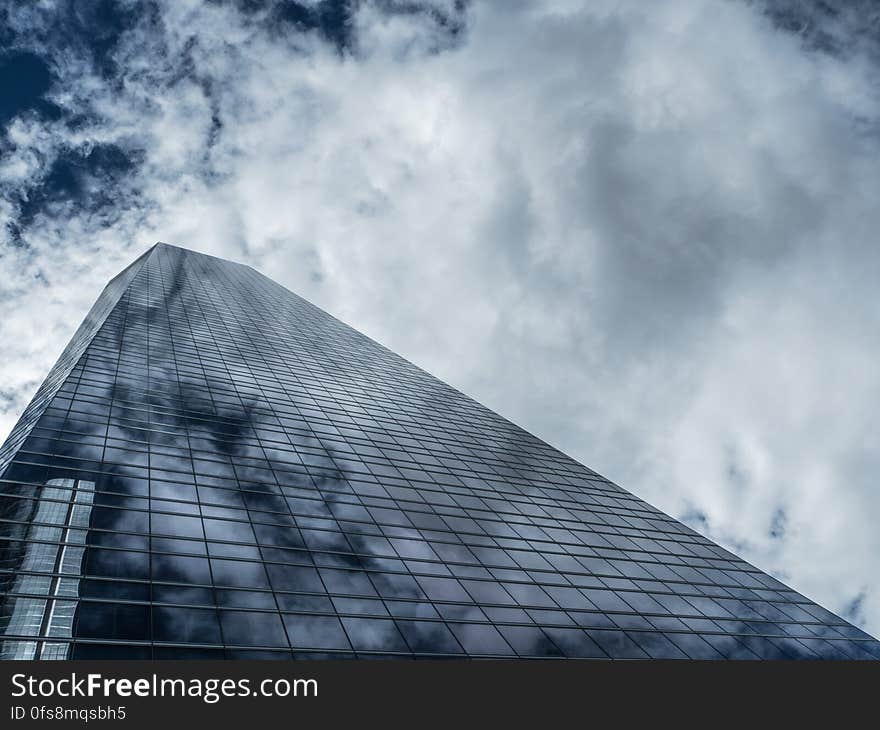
top-left (1, 243), bottom-right (878, 660)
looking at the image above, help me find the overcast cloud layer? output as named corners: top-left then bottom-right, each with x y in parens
top-left (1, 0), bottom-right (879, 636)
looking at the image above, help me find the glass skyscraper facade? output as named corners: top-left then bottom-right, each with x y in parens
top-left (1, 243), bottom-right (877, 660)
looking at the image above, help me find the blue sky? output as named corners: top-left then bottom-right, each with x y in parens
top-left (1, 0), bottom-right (879, 636)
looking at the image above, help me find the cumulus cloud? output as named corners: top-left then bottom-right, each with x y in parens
top-left (1, 0), bottom-right (879, 634)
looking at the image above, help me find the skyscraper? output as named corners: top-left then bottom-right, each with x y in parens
top-left (1, 243), bottom-right (877, 660)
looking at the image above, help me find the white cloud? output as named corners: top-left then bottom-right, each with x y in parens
top-left (2, 0), bottom-right (879, 634)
